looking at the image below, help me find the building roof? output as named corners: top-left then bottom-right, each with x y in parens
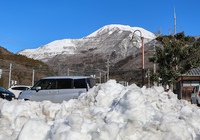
top-left (176, 67), bottom-right (200, 82)
top-left (184, 67), bottom-right (200, 76)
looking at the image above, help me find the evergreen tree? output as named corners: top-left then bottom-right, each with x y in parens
top-left (149, 32), bottom-right (200, 88)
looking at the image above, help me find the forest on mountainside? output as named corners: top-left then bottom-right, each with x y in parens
top-left (0, 47), bottom-right (56, 88)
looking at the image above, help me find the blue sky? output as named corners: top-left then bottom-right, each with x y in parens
top-left (0, 0), bottom-right (199, 53)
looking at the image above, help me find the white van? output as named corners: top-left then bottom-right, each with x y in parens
top-left (18, 76), bottom-right (96, 103)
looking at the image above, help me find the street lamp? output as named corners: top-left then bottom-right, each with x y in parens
top-left (132, 30), bottom-right (145, 86)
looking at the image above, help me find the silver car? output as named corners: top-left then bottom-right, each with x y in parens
top-left (190, 85), bottom-right (200, 106)
top-left (18, 76), bottom-right (96, 103)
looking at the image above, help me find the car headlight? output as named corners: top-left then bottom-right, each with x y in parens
top-left (2, 93), bottom-right (9, 96)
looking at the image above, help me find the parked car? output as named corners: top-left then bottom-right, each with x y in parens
top-left (190, 85), bottom-right (200, 106)
top-left (18, 76), bottom-right (96, 103)
top-left (8, 85), bottom-right (32, 98)
top-left (0, 86), bottom-right (15, 101)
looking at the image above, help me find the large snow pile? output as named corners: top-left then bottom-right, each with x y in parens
top-left (0, 80), bottom-right (200, 140)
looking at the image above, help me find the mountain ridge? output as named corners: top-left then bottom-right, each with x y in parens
top-left (18, 24), bottom-right (156, 62)
top-left (16, 24), bottom-right (157, 85)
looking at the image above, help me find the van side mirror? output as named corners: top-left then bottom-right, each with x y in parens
top-left (35, 86), bottom-right (41, 92)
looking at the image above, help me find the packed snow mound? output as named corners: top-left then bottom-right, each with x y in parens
top-left (0, 80), bottom-right (199, 140)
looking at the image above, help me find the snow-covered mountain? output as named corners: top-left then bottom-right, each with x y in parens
top-left (87, 24), bottom-right (155, 39)
top-left (18, 24), bottom-right (156, 62)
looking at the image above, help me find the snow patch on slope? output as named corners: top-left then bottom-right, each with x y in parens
top-left (19, 39), bottom-right (77, 61)
top-left (87, 24), bottom-right (155, 39)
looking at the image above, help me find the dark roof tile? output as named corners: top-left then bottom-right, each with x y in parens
top-left (185, 67), bottom-right (200, 76)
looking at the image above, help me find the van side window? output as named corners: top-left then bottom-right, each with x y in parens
top-left (44, 80), bottom-right (56, 89)
top-left (57, 79), bottom-right (73, 89)
top-left (74, 79), bottom-right (87, 88)
top-left (36, 79), bottom-right (56, 90)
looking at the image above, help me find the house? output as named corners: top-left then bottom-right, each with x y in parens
top-left (174, 67), bottom-right (200, 101)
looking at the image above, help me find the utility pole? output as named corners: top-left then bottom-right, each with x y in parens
top-left (0, 69), bottom-right (2, 78)
top-left (59, 63), bottom-right (61, 75)
top-left (32, 69), bottom-right (35, 86)
top-left (141, 36), bottom-right (145, 86)
top-left (153, 41), bottom-right (156, 74)
top-left (153, 41), bottom-right (158, 86)
top-left (106, 58), bottom-right (110, 81)
top-left (8, 63), bottom-right (12, 88)
top-left (67, 68), bottom-right (75, 76)
top-left (99, 71), bottom-right (102, 84)
top-left (147, 69), bottom-right (151, 88)
top-left (95, 69), bottom-right (106, 83)
top-left (67, 68), bottom-right (69, 76)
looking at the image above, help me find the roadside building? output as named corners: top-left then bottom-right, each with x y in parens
top-left (174, 67), bottom-right (200, 101)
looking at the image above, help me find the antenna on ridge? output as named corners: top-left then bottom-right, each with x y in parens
top-left (174, 7), bottom-right (177, 35)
